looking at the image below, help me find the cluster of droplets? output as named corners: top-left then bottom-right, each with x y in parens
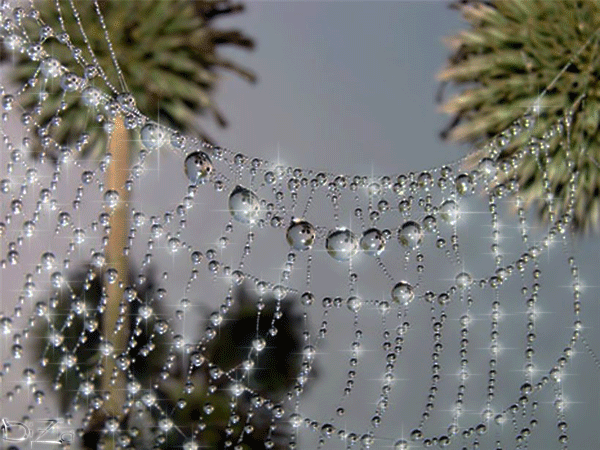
top-left (0, 1), bottom-right (595, 449)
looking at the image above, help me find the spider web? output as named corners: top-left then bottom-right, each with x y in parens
top-left (0, 1), bottom-right (598, 450)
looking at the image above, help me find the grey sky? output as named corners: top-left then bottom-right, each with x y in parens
top-left (204, 0), bottom-right (467, 175)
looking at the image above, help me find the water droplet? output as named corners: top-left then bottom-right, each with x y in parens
top-left (455, 174), bottom-right (473, 195)
top-left (422, 215), bottom-right (437, 232)
top-left (0, 316), bottom-right (13, 335)
top-left (410, 429), bottom-right (423, 441)
top-left (168, 237), bottom-right (181, 253)
top-left (253, 337), bottom-right (266, 352)
top-left (346, 296), bottom-right (363, 312)
top-left (478, 157), bottom-right (497, 179)
top-left (185, 151), bottom-right (213, 184)
top-left (91, 252), bottom-right (106, 268)
top-left (289, 413), bottom-right (302, 428)
top-left (326, 228), bottom-right (358, 261)
top-left (440, 200), bottom-right (459, 225)
top-left (141, 391), bottom-right (157, 407)
top-left (41, 251), bottom-right (55, 270)
top-left (139, 308), bottom-right (153, 323)
top-left (391, 281), bottom-right (414, 305)
top-left (158, 417), bottom-right (173, 432)
top-left (394, 439), bottom-right (409, 450)
top-left (183, 441), bottom-right (199, 450)
top-left (301, 292), bottom-right (314, 306)
top-left (398, 221), bottom-right (423, 249)
top-left (40, 57), bottom-right (62, 78)
top-left (105, 417), bottom-right (119, 433)
top-left (103, 190), bottom-right (119, 209)
top-left (209, 312), bottom-right (222, 326)
top-left (360, 228), bottom-right (385, 256)
top-left (49, 337), bottom-right (64, 356)
top-left (229, 185), bottom-right (260, 224)
top-left (191, 352), bottom-right (205, 367)
top-left (80, 380), bottom-right (94, 396)
top-left (116, 355), bottom-right (130, 371)
top-left (303, 345), bottom-right (316, 361)
top-left (321, 423), bottom-right (335, 437)
top-left (140, 123), bottom-right (168, 150)
top-left (231, 382), bottom-right (245, 397)
top-left (361, 434), bottom-right (374, 448)
top-left (154, 319), bottom-right (169, 334)
top-left (60, 72), bottom-right (81, 92)
top-left (455, 272), bottom-right (472, 289)
top-left (81, 86), bottom-right (103, 107)
top-left (286, 219), bottom-right (316, 251)
top-left (105, 268), bottom-right (118, 284)
top-left (73, 228), bottom-right (85, 245)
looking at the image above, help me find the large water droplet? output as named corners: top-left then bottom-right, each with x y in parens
top-left (440, 199), bottom-right (459, 225)
top-left (360, 228), bottom-right (385, 256)
top-left (231, 382), bottom-right (245, 397)
top-left (40, 57), bottom-right (62, 78)
top-left (455, 272), bottom-right (473, 289)
top-left (81, 86), bottom-right (103, 107)
top-left (104, 190), bottom-right (119, 209)
top-left (140, 123), bottom-right (168, 150)
top-left (478, 158), bottom-right (497, 180)
top-left (184, 151), bottom-right (213, 185)
top-left (286, 219), bottom-right (316, 251)
top-left (326, 228), bottom-right (359, 261)
top-left (398, 221), bottom-right (423, 249)
top-left (347, 296), bottom-right (363, 312)
top-left (391, 281), bottom-right (414, 305)
top-left (229, 185), bottom-right (260, 224)
top-left (290, 413), bottom-right (302, 428)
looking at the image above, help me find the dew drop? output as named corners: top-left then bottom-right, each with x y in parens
top-left (301, 292), bottom-right (315, 306)
top-left (184, 151), bottom-right (213, 185)
top-left (391, 281), bottom-right (414, 305)
top-left (231, 382), bottom-right (245, 397)
top-left (455, 173), bottom-right (473, 195)
top-left (60, 72), bottom-right (81, 92)
top-left (253, 337), bottom-right (266, 352)
top-left (440, 200), bottom-right (459, 225)
top-left (455, 272), bottom-right (473, 289)
top-left (40, 57), bottom-right (62, 78)
top-left (346, 296), bottom-right (363, 312)
top-left (140, 123), bottom-right (168, 150)
top-left (0, 316), bottom-right (13, 335)
top-left (394, 439), bottom-right (409, 450)
top-left (103, 189), bottom-right (119, 209)
top-left (105, 268), bottom-right (118, 284)
top-left (325, 228), bottom-right (358, 261)
top-left (360, 228), bottom-right (385, 256)
top-left (158, 417), bottom-right (173, 432)
top-left (422, 215), bottom-right (437, 232)
top-left (40, 251), bottom-right (55, 270)
top-left (81, 86), bottom-right (103, 107)
top-left (289, 413), bottom-right (302, 428)
top-left (154, 320), bottom-right (169, 335)
top-left (398, 221), bottom-right (423, 249)
top-left (229, 185), bottom-right (260, 224)
top-left (286, 219), bottom-right (316, 251)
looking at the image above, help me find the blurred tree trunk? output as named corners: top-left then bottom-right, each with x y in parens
top-left (101, 114), bottom-right (130, 444)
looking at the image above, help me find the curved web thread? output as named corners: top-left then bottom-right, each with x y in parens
top-left (0, 2), bottom-right (597, 450)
